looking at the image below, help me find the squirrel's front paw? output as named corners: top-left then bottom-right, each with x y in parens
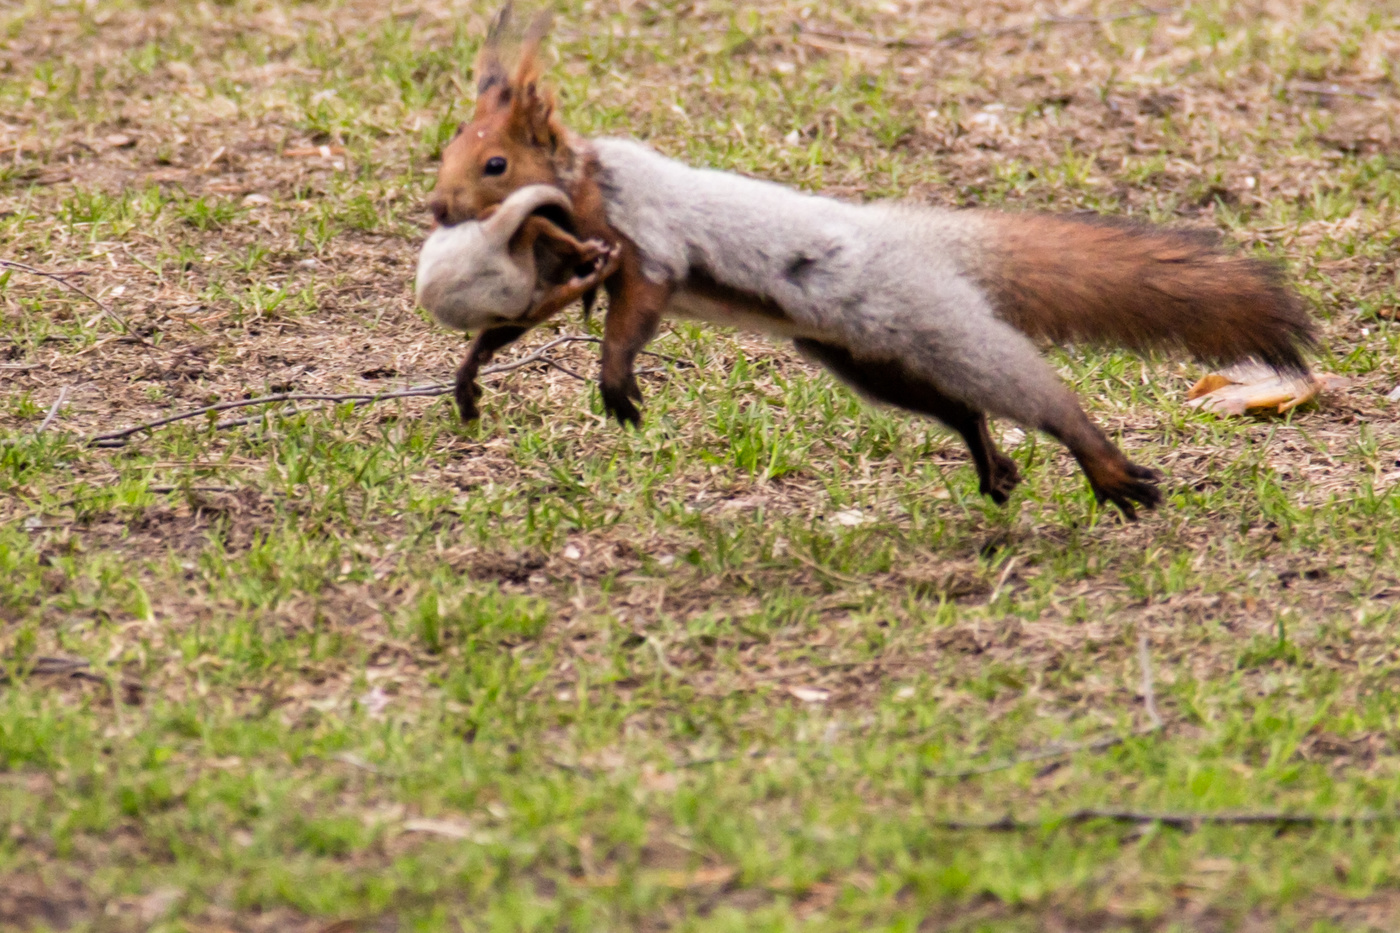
top-left (600, 378), bottom-right (643, 427)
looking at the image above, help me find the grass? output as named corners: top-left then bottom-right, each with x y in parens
top-left (1, 0), bottom-right (1399, 929)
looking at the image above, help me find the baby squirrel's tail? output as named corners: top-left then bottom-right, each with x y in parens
top-left (963, 212), bottom-right (1314, 372)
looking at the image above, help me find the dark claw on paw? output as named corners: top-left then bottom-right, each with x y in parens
top-left (1095, 464), bottom-right (1162, 521)
top-left (980, 454), bottom-right (1023, 505)
top-left (600, 383), bottom-right (642, 427)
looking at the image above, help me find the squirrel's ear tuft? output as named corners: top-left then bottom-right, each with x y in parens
top-left (505, 11), bottom-right (563, 150)
top-left (474, 4), bottom-right (512, 100)
top-left (511, 10), bottom-right (552, 89)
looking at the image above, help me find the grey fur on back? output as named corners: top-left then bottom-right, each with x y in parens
top-left (588, 137), bottom-right (1082, 431)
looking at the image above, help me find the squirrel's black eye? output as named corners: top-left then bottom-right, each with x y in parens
top-left (483, 156), bottom-right (508, 176)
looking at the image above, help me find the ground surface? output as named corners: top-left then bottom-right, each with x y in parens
top-left (1, 0), bottom-right (1399, 930)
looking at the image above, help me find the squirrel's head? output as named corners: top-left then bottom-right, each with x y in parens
top-left (428, 5), bottom-right (574, 228)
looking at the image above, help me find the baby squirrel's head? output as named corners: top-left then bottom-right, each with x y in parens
top-left (415, 185), bottom-right (573, 333)
top-left (427, 6), bottom-right (574, 229)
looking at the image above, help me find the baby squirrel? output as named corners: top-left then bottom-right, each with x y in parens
top-left (416, 183), bottom-right (618, 419)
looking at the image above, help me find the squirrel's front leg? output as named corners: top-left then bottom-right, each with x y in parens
top-left (599, 243), bottom-right (672, 426)
top-left (454, 325), bottom-right (528, 422)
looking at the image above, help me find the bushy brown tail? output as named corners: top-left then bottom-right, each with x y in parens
top-left (970, 212), bottom-right (1314, 372)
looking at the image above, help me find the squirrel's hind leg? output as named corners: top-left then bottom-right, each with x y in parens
top-left (455, 326), bottom-right (529, 422)
top-left (793, 338), bottom-right (1022, 504)
top-left (874, 318), bottom-right (1162, 520)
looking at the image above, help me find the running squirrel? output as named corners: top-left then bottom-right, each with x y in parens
top-left (416, 7), bottom-right (1315, 518)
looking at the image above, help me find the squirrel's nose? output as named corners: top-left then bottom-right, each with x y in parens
top-left (428, 194), bottom-right (452, 227)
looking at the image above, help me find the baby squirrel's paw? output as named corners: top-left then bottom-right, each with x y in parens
top-left (571, 242), bottom-right (621, 287)
top-left (574, 238), bottom-right (612, 263)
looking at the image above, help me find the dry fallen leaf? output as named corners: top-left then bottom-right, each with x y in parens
top-left (358, 686), bottom-right (391, 718)
top-left (1186, 362), bottom-right (1349, 416)
top-left (316, 922), bottom-right (360, 933)
top-left (571, 865), bottom-right (737, 889)
top-left (402, 817), bottom-right (475, 839)
top-left (828, 508), bottom-right (868, 527)
top-left (137, 886), bottom-right (183, 924)
top-left (1186, 373), bottom-right (1234, 398)
top-left (284, 145), bottom-right (348, 158)
top-left (639, 763), bottom-right (679, 792)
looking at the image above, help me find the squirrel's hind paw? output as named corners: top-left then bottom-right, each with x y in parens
top-left (1091, 462), bottom-right (1162, 521)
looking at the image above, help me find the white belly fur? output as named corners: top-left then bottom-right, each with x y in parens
top-left (667, 288), bottom-right (807, 339)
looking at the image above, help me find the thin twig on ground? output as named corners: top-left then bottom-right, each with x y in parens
top-left (986, 555), bottom-right (1020, 604)
top-left (929, 808), bottom-right (1399, 831)
top-left (0, 654), bottom-right (144, 700)
top-left (1289, 80), bottom-right (1383, 100)
top-left (87, 388), bottom-right (447, 447)
top-left (209, 404), bottom-right (351, 432)
top-left (795, 7), bottom-right (1170, 51)
top-left (329, 751), bottom-right (391, 775)
top-left (924, 632), bottom-right (1164, 779)
top-left (789, 548), bottom-right (870, 586)
top-left (679, 749), bottom-right (771, 770)
top-left (923, 732), bottom-right (1141, 779)
top-left (656, 616), bottom-right (1174, 774)
top-left (86, 334), bottom-right (686, 447)
top-left (35, 386), bottom-right (70, 435)
top-left (541, 357), bottom-right (589, 382)
top-left (682, 639), bottom-right (1166, 774)
top-left (23, 485), bottom-right (242, 514)
top-left (0, 258), bottom-right (146, 343)
top-left (647, 636), bottom-right (684, 678)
